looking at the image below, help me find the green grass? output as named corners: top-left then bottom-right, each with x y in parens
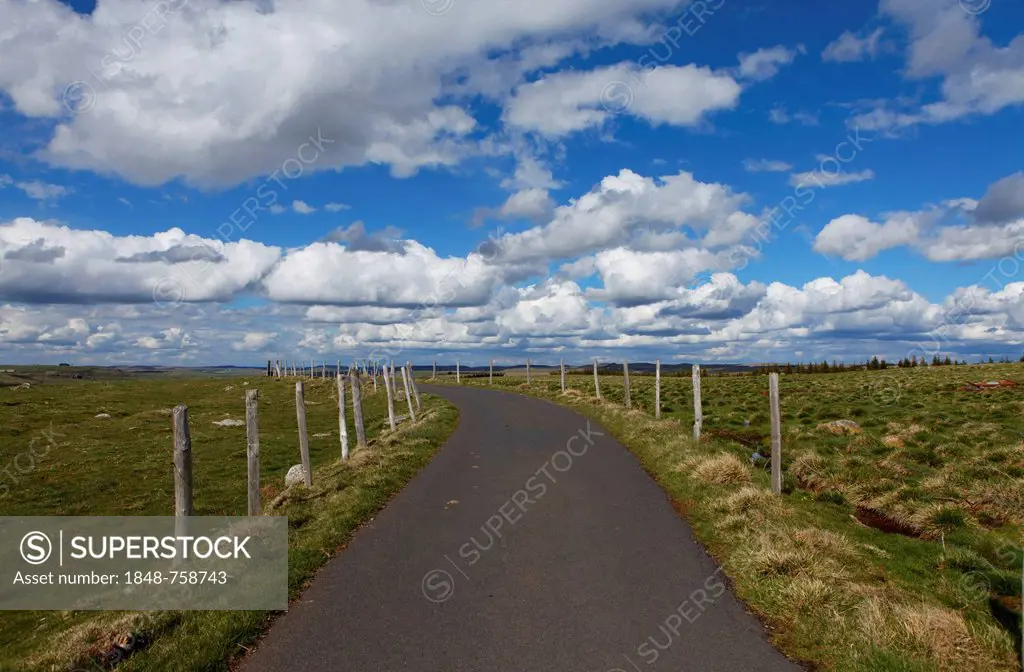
top-left (0, 372), bottom-right (457, 671)
top-left (435, 363), bottom-right (1024, 671)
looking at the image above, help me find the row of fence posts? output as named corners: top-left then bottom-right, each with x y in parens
top-left (441, 357), bottom-right (784, 495)
top-left (266, 358), bottom-right (388, 380)
top-left (172, 361), bottom-right (424, 521)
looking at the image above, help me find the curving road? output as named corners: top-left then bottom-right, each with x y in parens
top-left (241, 384), bottom-right (800, 671)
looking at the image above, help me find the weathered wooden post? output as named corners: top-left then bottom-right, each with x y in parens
top-left (692, 364), bottom-right (703, 442)
top-left (457, 361), bottom-right (461, 383)
top-left (337, 373), bottom-right (349, 460)
top-left (322, 362), bottom-right (326, 379)
top-left (371, 362), bottom-right (379, 393)
top-left (593, 359), bottom-right (601, 400)
top-left (623, 360), bottom-right (631, 408)
top-left (489, 359), bottom-right (494, 384)
top-left (295, 382), bottom-right (312, 487)
top-left (391, 361), bottom-right (399, 400)
top-left (245, 389), bottom-right (261, 515)
top-left (560, 358), bottom-right (565, 393)
top-left (655, 359), bottom-right (661, 419)
top-left (407, 362), bottom-right (422, 412)
top-left (401, 365), bottom-right (417, 422)
top-left (382, 363), bottom-right (397, 431)
top-left (172, 404), bottom-right (193, 517)
top-left (432, 360), bottom-right (437, 381)
top-left (526, 358), bottom-right (531, 384)
top-left (769, 372), bottom-right (782, 495)
top-left (351, 371), bottom-right (367, 447)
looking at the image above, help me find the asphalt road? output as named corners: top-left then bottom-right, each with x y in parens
top-left (241, 384), bottom-right (800, 672)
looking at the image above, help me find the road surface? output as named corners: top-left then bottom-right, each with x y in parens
top-left (241, 384), bottom-right (800, 671)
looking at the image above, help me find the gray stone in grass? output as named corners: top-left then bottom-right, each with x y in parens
top-left (285, 464), bottom-right (307, 487)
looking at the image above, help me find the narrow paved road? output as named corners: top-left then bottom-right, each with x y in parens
top-left (242, 384), bottom-right (800, 672)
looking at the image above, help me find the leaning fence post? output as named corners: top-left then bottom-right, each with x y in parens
top-left (593, 359), bottom-right (601, 400)
top-left (769, 372), bottom-right (782, 495)
top-left (172, 404), bottom-right (193, 517)
top-left (623, 360), bottom-right (631, 408)
top-left (245, 390), bottom-right (260, 515)
top-left (655, 359), bottom-right (661, 419)
top-left (407, 362), bottom-right (422, 412)
top-left (382, 363), bottom-right (397, 431)
top-left (295, 382), bottom-right (312, 487)
top-left (401, 365), bottom-right (416, 422)
top-left (692, 364), bottom-right (703, 442)
top-left (351, 371), bottom-right (367, 447)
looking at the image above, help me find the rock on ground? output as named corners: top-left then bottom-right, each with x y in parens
top-left (95, 413), bottom-right (111, 419)
top-left (285, 464), bottom-right (308, 487)
top-left (213, 419), bottom-right (244, 427)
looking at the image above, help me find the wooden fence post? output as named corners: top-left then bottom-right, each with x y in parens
top-left (526, 358), bottom-right (531, 384)
top-left (560, 358), bottom-right (565, 393)
top-left (382, 363), bottom-right (397, 431)
top-left (351, 371), bottom-right (367, 447)
top-left (337, 373), bottom-right (349, 460)
top-left (457, 361), bottom-right (461, 383)
top-left (489, 359), bottom-right (494, 384)
top-left (245, 390), bottom-right (260, 515)
top-left (172, 404), bottom-right (193, 517)
top-left (655, 359), bottom-right (661, 419)
top-left (322, 362), bottom-right (326, 379)
top-left (593, 359), bottom-right (601, 400)
top-left (295, 382), bottom-right (312, 487)
top-left (401, 365), bottom-right (417, 422)
top-left (432, 360), bottom-right (437, 381)
top-left (692, 364), bottom-right (703, 442)
top-left (623, 360), bottom-right (631, 408)
top-left (390, 361), bottom-right (399, 400)
top-left (407, 362), bottom-right (422, 412)
top-left (769, 372), bottom-right (782, 495)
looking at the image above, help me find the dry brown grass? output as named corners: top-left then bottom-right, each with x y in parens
top-left (789, 452), bottom-right (830, 491)
top-left (882, 435), bottom-right (904, 448)
top-left (816, 419), bottom-right (863, 435)
top-left (854, 598), bottom-right (1016, 670)
top-left (687, 453), bottom-right (751, 485)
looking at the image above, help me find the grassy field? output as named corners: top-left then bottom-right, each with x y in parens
top-left (436, 363), bottom-right (1024, 671)
top-left (0, 369), bottom-right (457, 671)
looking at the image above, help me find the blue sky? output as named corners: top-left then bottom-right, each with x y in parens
top-left (0, 0), bottom-right (1022, 366)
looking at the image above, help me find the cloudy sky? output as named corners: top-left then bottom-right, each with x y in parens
top-left (0, 0), bottom-right (1022, 367)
